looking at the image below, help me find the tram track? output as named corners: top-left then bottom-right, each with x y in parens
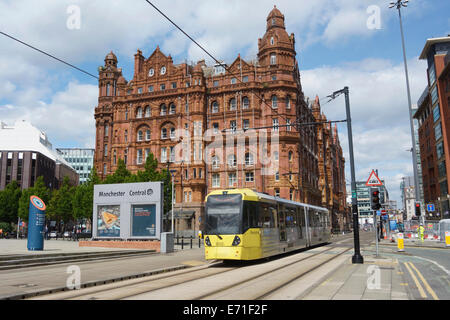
top-left (31, 238), bottom-right (358, 300)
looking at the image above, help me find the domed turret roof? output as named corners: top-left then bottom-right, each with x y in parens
top-left (105, 51), bottom-right (117, 61)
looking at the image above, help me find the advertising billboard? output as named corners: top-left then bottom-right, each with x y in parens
top-left (97, 205), bottom-right (120, 237)
top-left (93, 182), bottom-right (163, 240)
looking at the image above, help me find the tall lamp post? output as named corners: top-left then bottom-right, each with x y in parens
top-left (389, 0), bottom-right (421, 204)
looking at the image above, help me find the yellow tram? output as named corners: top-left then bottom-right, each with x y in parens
top-left (204, 189), bottom-right (331, 261)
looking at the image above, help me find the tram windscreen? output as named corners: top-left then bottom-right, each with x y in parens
top-left (206, 194), bottom-right (242, 235)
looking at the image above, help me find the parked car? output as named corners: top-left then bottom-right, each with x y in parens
top-left (63, 231), bottom-right (72, 239)
top-left (49, 231), bottom-right (59, 239)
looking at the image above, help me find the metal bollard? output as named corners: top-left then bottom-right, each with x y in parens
top-left (190, 236), bottom-right (193, 249)
top-left (181, 236), bottom-right (184, 250)
top-left (199, 238), bottom-right (201, 248)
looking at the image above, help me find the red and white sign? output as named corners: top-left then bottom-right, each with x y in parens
top-left (365, 170), bottom-right (383, 186)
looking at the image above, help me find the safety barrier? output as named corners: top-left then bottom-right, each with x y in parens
top-left (403, 220), bottom-right (442, 241)
top-left (175, 235), bottom-right (203, 249)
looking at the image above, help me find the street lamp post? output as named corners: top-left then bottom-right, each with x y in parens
top-left (328, 86), bottom-right (363, 264)
top-left (389, 0), bottom-right (421, 204)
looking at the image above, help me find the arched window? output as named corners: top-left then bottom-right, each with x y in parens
top-left (288, 151), bottom-right (293, 161)
top-left (136, 107), bottom-right (142, 118)
top-left (242, 96), bottom-right (249, 109)
top-left (169, 103), bottom-right (176, 114)
top-left (160, 104), bottom-right (167, 116)
top-left (146, 129), bottom-right (151, 141)
top-left (161, 127), bottom-right (167, 139)
top-left (286, 95), bottom-right (291, 109)
top-left (229, 98), bottom-right (236, 111)
top-left (270, 37), bottom-right (274, 45)
top-left (144, 106), bottom-right (151, 117)
top-left (271, 95), bottom-right (278, 108)
top-left (170, 127), bottom-right (176, 139)
top-left (137, 130), bottom-right (143, 142)
top-left (211, 101), bottom-right (219, 113)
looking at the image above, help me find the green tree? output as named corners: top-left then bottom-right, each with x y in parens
top-left (73, 167), bottom-right (100, 222)
top-left (18, 176), bottom-right (50, 221)
top-left (0, 180), bottom-right (22, 223)
top-left (103, 159), bottom-right (133, 184)
top-left (47, 177), bottom-right (74, 225)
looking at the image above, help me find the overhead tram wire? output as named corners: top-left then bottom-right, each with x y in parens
top-left (0, 31), bottom-right (98, 80)
top-left (143, 0), bottom-right (292, 125)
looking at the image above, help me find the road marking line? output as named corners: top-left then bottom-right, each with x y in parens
top-left (404, 262), bottom-right (427, 299)
top-left (408, 262), bottom-right (439, 300)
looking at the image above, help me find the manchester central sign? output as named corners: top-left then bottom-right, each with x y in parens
top-left (93, 182), bottom-right (163, 240)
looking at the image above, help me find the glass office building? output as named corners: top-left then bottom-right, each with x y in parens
top-left (56, 148), bottom-right (95, 185)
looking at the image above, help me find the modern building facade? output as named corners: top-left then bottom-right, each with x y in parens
top-left (93, 6), bottom-right (347, 234)
top-left (0, 120), bottom-right (78, 190)
top-left (56, 148), bottom-right (95, 184)
top-left (414, 35), bottom-right (450, 219)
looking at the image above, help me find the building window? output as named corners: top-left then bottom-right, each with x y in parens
top-left (286, 119), bottom-right (291, 131)
top-left (113, 150), bottom-right (117, 164)
top-left (212, 156), bottom-right (220, 168)
top-left (270, 53), bottom-right (276, 65)
top-left (435, 122), bottom-right (442, 141)
top-left (288, 151), bottom-right (293, 161)
top-left (104, 124), bottom-right (109, 137)
top-left (228, 172), bottom-right (237, 187)
top-left (136, 107), bottom-right (142, 118)
top-left (228, 154), bottom-right (237, 167)
top-left (213, 123), bottom-right (219, 134)
top-left (169, 103), bottom-right (176, 114)
top-left (245, 171), bottom-right (254, 182)
top-left (230, 120), bottom-right (237, 133)
top-left (270, 37), bottom-right (274, 45)
top-left (211, 101), bottom-right (219, 113)
top-left (229, 98), bottom-right (237, 111)
top-left (433, 104), bottom-right (440, 122)
top-left (137, 149), bottom-right (143, 164)
top-left (243, 76), bottom-right (248, 83)
top-left (275, 171), bottom-right (279, 181)
top-left (245, 152), bottom-right (254, 166)
top-left (274, 151), bottom-right (279, 161)
top-left (271, 95), bottom-right (278, 108)
top-left (137, 130), bottom-right (143, 142)
top-left (161, 128), bottom-right (168, 139)
top-left (274, 188), bottom-right (280, 197)
top-left (272, 118), bottom-right (279, 132)
top-left (243, 119), bottom-right (250, 130)
top-left (286, 95), bottom-right (291, 109)
top-left (242, 96), bottom-right (249, 109)
top-left (124, 149), bottom-right (128, 164)
top-left (212, 173), bottom-right (220, 187)
top-left (231, 78), bottom-right (237, 84)
top-left (213, 80), bottom-right (219, 87)
top-left (161, 148), bottom-right (167, 163)
top-left (103, 164), bottom-right (107, 175)
top-left (170, 146), bottom-right (175, 162)
top-left (137, 87), bottom-right (143, 94)
top-left (171, 82), bottom-right (177, 89)
top-left (146, 129), bottom-right (151, 141)
top-left (436, 141), bottom-right (444, 159)
top-left (160, 104), bottom-right (167, 116)
top-left (104, 144), bottom-right (108, 157)
top-left (148, 85), bottom-right (154, 92)
top-left (145, 106), bottom-right (151, 117)
top-left (160, 83), bottom-right (166, 91)
top-left (170, 127), bottom-right (176, 139)
top-left (290, 189), bottom-right (294, 200)
top-left (124, 130), bottom-right (128, 143)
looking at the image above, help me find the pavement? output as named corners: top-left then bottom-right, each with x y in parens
top-left (0, 234), bottom-right (447, 300)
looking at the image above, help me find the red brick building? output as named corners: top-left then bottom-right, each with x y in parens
top-left (415, 36), bottom-right (450, 218)
top-left (94, 6), bottom-right (346, 234)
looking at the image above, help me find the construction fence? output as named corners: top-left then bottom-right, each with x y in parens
top-left (401, 219), bottom-right (450, 241)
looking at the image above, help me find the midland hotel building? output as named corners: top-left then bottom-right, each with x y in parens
top-left (94, 7), bottom-right (348, 234)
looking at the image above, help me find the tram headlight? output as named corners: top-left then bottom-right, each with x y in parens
top-left (232, 236), bottom-right (241, 246)
top-left (205, 236), bottom-right (211, 246)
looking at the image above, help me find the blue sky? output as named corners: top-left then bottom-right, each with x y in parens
top-left (0, 0), bottom-right (449, 204)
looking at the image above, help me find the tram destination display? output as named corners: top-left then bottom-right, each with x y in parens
top-left (93, 182), bottom-right (163, 240)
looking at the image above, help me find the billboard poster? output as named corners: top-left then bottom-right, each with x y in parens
top-left (97, 205), bottom-right (120, 237)
top-left (132, 204), bottom-right (156, 237)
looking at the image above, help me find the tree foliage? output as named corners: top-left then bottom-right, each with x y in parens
top-left (0, 181), bottom-right (22, 223)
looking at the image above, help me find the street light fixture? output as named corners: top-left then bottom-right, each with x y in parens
top-left (389, 0), bottom-right (421, 206)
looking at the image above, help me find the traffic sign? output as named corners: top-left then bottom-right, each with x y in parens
top-left (365, 170), bottom-right (383, 186)
top-left (427, 204), bottom-right (435, 212)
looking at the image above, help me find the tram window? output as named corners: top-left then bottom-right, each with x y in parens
top-left (259, 202), bottom-right (276, 228)
top-left (243, 201), bottom-right (259, 232)
top-left (286, 208), bottom-right (296, 228)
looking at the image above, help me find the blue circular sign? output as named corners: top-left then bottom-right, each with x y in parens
top-left (30, 195), bottom-right (46, 210)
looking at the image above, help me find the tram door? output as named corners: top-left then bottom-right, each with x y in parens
top-left (278, 204), bottom-right (286, 241)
